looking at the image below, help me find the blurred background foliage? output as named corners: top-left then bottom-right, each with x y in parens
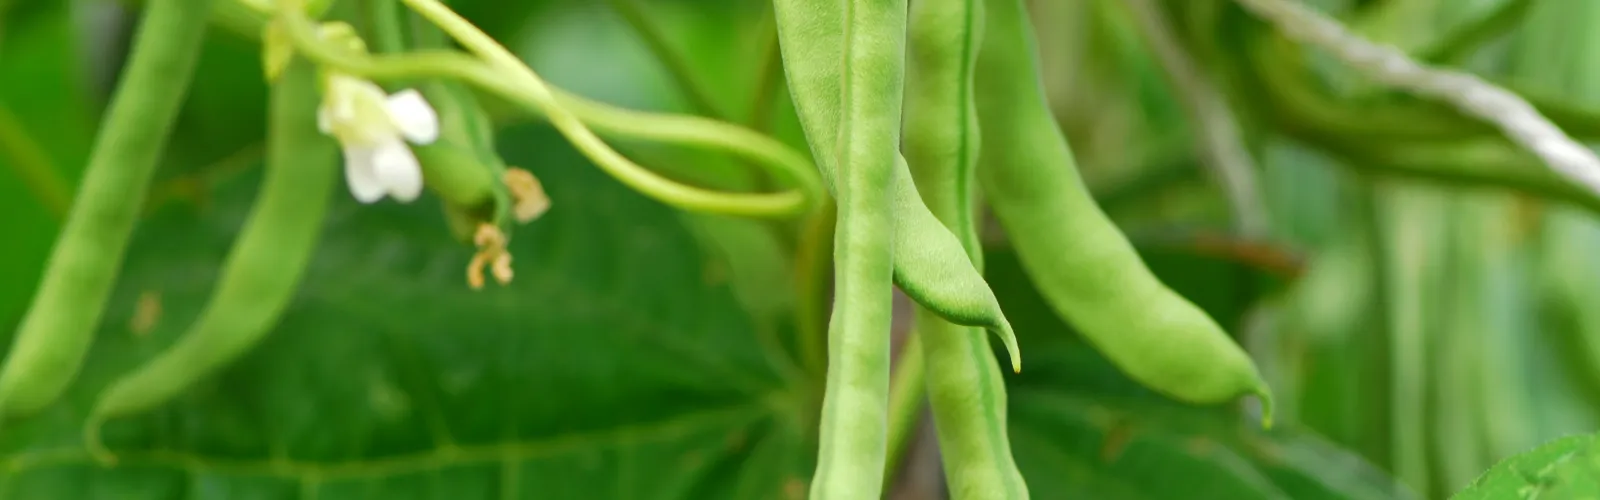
top-left (1, 0), bottom-right (1597, 498)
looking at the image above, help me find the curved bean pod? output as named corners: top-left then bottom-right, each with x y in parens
top-left (87, 58), bottom-right (338, 442)
top-left (904, 0), bottom-right (1029, 496)
top-left (975, 0), bottom-right (1271, 420)
top-left (0, 0), bottom-right (217, 417)
top-left (773, 0), bottom-right (1020, 371)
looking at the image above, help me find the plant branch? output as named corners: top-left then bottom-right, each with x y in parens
top-left (1233, 0), bottom-right (1600, 200)
top-left (0, 105), bottom-right (70, 219)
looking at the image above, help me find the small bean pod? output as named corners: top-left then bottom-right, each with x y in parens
top-left (87, 58), bottom-right (338, 441)
top-left (904, 0), bottom-right (1029, 496)
top-left (807, 0), bottom-right (905, 496)
top-left (773, 0), bottom-right (1020, 372)
top-left (410, 80), bottom-right (515, 238)
top-left (974, 0), bottom-right (1272, 419)
top-left (0, 0), bottom-right (217, 417)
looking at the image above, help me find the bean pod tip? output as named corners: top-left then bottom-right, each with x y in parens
top-left (1254, 384), bottom-right (1275, 430)
top-left (84, 416), bottom-right (116, 466)
top-left (994, 320), bottom-right (1022, 373)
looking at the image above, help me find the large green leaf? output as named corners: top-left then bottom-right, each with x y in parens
top-left (0, 125), bottom-right (814, 499)
top-left (1454, 433), bottom-right (1600, 499)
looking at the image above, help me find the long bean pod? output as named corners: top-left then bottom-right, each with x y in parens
top-left (903, 0), bottom-right (1028, 496)
top-left (87, 58), bottom-right (338, 444)
top-left (975, 0), bottom-right (1271, 418)
top-left (807, 0), bottom-right (905, 496)
top-left (773, 0), bottom-right (1020, 371)
top-left (0, 0), bottom-right (217, 417)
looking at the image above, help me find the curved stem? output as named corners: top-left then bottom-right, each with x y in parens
top-left (275, 0), bottom-right (822, 218)
top-left (402, 0), bottom-right (804, 217)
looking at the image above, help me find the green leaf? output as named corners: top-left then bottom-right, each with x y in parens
top-left (1454, 433), bottom-right (1600, 499)
top-left (0, 125), bottom-right (814, 499)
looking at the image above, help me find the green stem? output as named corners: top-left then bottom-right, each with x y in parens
top-left (1235, 0), bottom-right (1600, 198)
top-left (402, 0), bottom-right (793, 215)
top-left (0, 105), bottom-right (71, 219)
top-left (1374, 182), bottom-right (1433, 498)
top-left (1247, 34), bottom-right (1600, 216)
top-left (1238, 21), bottom-right (1600, 149)
top-left (276, 0), bottom-right (823, 218)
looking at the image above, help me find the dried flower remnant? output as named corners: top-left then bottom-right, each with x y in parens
top-left (467, 223), bottom-right (513, 289)
top-left (128, 291), bottom-right (162, 337)
top-left (504, 167), bottom-right (551, 223)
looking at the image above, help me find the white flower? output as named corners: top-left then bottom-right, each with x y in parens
top-left (317, 74), bottom-right (439, 203)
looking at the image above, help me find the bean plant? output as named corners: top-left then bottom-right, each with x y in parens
top-left (2, 0), bottom-right (1598, 498)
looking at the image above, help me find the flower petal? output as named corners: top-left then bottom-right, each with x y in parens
top-left (370, 139), bottom-right (424, 203)
top-left (384, 89), bottom-right (439, 145)
top-left (343, 145), bottom-right (387, 203)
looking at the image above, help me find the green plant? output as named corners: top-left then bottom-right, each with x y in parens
top-left (10, 0), bottom-right (1600, 498)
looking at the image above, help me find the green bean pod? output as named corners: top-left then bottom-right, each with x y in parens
top-left (904, 0), bottom-right (1029, 496)
top-left (808, 0), bottom-right (905, 496)
top-left (87, 58), bottom-right (338, 433)
top-left (773, 0), bottom-right (1020, 372)
top-left (394, 14), bottom-right (513, 241)
top-left (0, 0), bottom-right (217, 417)
top-left (974, 0), bottom-right (1271, 419)
top-left (411, 80), bottom-right (513, 239)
